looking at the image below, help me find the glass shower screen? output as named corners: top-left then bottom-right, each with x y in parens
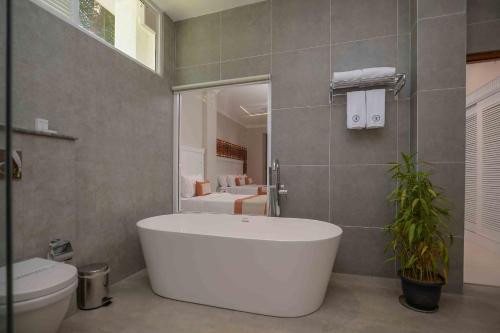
top-left (0, 0), bottom-right (12, 331)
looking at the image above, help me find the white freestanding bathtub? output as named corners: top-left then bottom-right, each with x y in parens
top-left (137, 213), bottom-right (342, 317)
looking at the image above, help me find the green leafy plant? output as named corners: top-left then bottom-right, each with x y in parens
top-left (385, 153), bottom-right (453, 283)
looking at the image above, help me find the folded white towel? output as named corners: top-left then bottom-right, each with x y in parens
top-left (347, 91), bottom-right (366, 129)
top-left (360, 67), bottom-right (396, 80)
top-left (333, 69), bottom-right (363, 83)
top-left (366, 89), bottom-right (385, 129)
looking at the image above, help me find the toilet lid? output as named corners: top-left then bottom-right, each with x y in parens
top-left (1, 258), bottom-right (77, 303)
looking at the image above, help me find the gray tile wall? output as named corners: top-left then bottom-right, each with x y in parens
top-left (467, 0), bottom-right (500, 54)
top-left (175, 0), bottom-right (413, 281)
top-left (12, 0), bottom-right (175, 284)
top-left (412, 0), bottom-right (466, 292)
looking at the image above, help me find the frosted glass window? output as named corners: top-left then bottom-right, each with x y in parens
top-left (33, 0), bottom-right (161, 73)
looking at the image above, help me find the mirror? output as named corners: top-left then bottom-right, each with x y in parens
top-left (176, 83), bottom-right (269, 216)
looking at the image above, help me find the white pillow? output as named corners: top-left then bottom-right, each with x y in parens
top-left (218, 175), bottom-right (228, 187)
top-left (227, 175), bottom-right (237, 187)
top-left (180, 175), bottom-right (196, 198)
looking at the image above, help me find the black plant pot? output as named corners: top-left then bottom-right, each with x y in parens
top-left (399, 273), bottom-right (444, 313)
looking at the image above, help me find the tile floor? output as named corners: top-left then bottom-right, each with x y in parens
top-left (60, 270), bottom-right (500, 333)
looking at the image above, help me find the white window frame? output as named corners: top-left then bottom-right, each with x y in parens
top-left (31, 0), bottom-right (163, 76)
top-left (172, 79), bottom-right (272, 213)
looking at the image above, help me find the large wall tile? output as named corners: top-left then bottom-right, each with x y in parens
top-left (272, 0), bottom-right (330, 52)
top-left (333, 226), bottom-right (396, 278)
top-left (163, 15), bottom-right (176, 85)
top-left (398, 0), bottom-right (411, 35)
top-left (331, 101), bottom-right (398, 164)
top-left (11, 182), bottom-right (24, 262)
top-left (467, 0), bottom-right (500, 24)
top-left (279, 166), bottom-right (330, 222)
top-left (444, 236), bottom-right (464, 293)
top-left (467, 19), bottom-right (500, 54)
top-left (410, 96), bottom-right (418, 155)
top-left (410, 0), bottom-right (417, 30)
top-left (397, 99), bottom-right (411, 155)
top-left (175, 64), bottom-right (220, 85)
top-left (417, 14), bottom-right (466, 90)
top-left (331, 0), bottom-right (397, 43)
top-left (21, 140), bottom-right (76, 216)
top-left (397, 34), bottom-right (411, 98)
top-left (175, 13), bottom-right (220, 67)
top-left (417, 88), bottom-right (465, 163)
top-left (272, 106), bottom-right (330, 165)
top-left (331, 165), bottom-right (395, 228)
top-left (75, 162), bottom-right (97, 223)
top-left (418, 0), bottom-right (466, 19)
top-left (221, 55), bottom-right (270, 80)
top-left (271, 46), bottom-right (330, 109)
top-left (332, 36), bottom-right (397, 72)
top-left (410, 25), bottom-right (417, 95)
top-left (426, 163), bottom-right (465, 237)
top-left (20, 152), bottom-right (77, 260)
top-left (221, 1), bottom-right (270, 60)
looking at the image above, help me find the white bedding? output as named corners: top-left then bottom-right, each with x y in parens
top-left (181, 192), bottom-right (250, 214)
top-left (218, 185), bottom-right (266, 195)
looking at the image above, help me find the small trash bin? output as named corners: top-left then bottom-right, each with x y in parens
top-left (77, 263), bottom-right (112, 310)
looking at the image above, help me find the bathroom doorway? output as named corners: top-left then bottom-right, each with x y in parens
top-left (464, 57), bottom-right (500, 287)
top-left (172, 80), bottom-right (271, 216)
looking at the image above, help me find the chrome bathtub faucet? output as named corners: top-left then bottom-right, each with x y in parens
top-left (269, 158), bottom-right (287, 217)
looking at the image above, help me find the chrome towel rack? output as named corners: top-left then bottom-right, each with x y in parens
top-left (329, 73), bottom-right (406, 103)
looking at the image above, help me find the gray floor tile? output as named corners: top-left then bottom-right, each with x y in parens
top-left (60, 270), bottom-right (500, 333)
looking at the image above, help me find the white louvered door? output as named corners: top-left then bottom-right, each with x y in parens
top-left (465, 112), bottom-right (478, 231)
top-left (480, 102), bottom-right (500, 240)
top-left (466, 92), bottom-right (500, 242)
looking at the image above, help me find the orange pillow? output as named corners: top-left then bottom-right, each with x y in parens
top-left (195, 181), bottom-right (211, 196)
top-left (235, 178), bottom-right (242, 186)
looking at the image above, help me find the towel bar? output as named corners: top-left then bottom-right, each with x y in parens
top-left (329, 73), bottom-right (406, 103)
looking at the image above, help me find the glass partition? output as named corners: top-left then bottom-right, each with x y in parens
top-left (0, 0), bottom-right (12, 332)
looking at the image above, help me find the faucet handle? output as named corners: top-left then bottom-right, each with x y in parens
top-left (278, 184), bottom-right (288, 196)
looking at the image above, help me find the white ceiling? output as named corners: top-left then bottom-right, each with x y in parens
top-left (217, 83), bottom-right (268, 128)
top-left (154, 0), bottom-right (265, 21)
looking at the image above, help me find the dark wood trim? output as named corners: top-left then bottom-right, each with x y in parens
top-left (216, 139), bottom-right (248, 173)
top-left (467, 50), bottom-right (500, 63)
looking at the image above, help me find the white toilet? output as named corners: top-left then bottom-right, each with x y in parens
top-left (12, 257), bottom-right (77, 333)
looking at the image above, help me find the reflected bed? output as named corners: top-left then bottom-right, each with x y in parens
top-left (181, 192), bottom-right (267, 215)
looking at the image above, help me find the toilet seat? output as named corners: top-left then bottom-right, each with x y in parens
top-left (13, 279), bottom-right (77, 314)
top-left (4, 258), bottom-right (77, 313)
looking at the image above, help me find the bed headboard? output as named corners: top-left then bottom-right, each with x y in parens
top-left (180, 146), bottom-right (205, 178)
top-left (216, 156), bottom-right (244, 176)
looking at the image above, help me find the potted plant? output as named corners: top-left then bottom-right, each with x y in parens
top-left (385, 153), bottom-right (453, 313)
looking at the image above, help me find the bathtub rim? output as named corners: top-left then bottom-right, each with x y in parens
top-left (137, 213), bottom-right (343, 243)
